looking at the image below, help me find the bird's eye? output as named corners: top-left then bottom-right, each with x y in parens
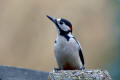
top-left (60, 21), bottom-right (63, 24)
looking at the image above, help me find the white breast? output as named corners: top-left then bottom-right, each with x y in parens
top-left (54, 35), bottom-right (83, 69)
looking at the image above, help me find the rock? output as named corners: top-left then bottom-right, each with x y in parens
top-left (48, 69), bottom-right (112, 80)
top-left (0, 65), bottom-right (49, 80)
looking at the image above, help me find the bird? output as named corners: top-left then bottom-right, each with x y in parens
top-left (47, 15), bottom-right (85, 70)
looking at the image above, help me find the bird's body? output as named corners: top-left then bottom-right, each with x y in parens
top-left (47, 15), bottom-right (85, 70)
top-left (54, 34), bottom-right (83, 70)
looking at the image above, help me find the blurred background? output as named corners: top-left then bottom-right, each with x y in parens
top-left (0, 0), bottom-right (120, 79)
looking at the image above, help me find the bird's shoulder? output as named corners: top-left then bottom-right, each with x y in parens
top-left (70, 37), bottom-right (82, 48)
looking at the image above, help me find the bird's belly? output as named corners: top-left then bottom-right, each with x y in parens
top-left (54, 45), bottom-right (80, 70)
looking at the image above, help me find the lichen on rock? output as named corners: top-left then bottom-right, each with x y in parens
top-left (48, 69), bottom-right (112, 80)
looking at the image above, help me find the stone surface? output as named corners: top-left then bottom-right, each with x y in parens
top-left (0, 65), bottom-right (49, 80)
top-left (48, 69), bottom-right (112, 80)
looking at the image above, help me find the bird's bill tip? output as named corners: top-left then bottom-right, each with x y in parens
top-left (46, 15), bottom-right (53, 20)
top-left (46, 15), bottom-right (56, 22)
top-left (46, 15), bottom-right (50, 19)
top-left (46, 15), bottom-right (52, 19)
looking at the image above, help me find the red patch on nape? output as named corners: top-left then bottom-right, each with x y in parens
top-left (70, 26), bottom-right (72, 31)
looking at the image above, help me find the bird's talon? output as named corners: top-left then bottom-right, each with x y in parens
top-left (54, 67), bottom-right (61, 71)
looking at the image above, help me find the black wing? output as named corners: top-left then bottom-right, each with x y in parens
top-left (79, 49), bottom-right (84, 66)
top-left (72, 37), bottom-right (84, 66)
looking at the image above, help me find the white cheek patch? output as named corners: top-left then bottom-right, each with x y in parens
top-left (57, 19), bottom-right (70, 31)
top-left (61, 24), bottom-right (70, 31)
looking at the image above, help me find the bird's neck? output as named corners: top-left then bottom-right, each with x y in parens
top-left (58, 32), bottom-right (73, 41)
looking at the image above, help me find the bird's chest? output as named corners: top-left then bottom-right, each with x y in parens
top-left (55, 41), bottom-right (68, 55)
top-left (54, 36), bottom-right (77, 57)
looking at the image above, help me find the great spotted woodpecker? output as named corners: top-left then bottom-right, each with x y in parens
top-left (47, 15), bottom-right (85, 70)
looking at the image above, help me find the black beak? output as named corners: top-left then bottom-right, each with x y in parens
top-left (46, 15), bottom-right (57, 25)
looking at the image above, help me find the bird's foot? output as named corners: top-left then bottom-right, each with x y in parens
top-left (79, 66), bottom-right (85, 70)
top-left (54, 67), bottom-right (61, 72)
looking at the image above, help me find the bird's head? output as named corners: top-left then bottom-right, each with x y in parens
top-left (47, 15), bottom-right (72, 35)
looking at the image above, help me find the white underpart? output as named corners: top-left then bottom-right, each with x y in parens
top-left (54, 33), bottom-right (83, 69)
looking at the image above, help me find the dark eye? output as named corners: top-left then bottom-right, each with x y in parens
top-left (60, 21), bottom-right (63, 24)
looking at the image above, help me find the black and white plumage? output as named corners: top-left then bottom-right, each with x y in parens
top-left (47, 15), bottom-right (85, 70)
